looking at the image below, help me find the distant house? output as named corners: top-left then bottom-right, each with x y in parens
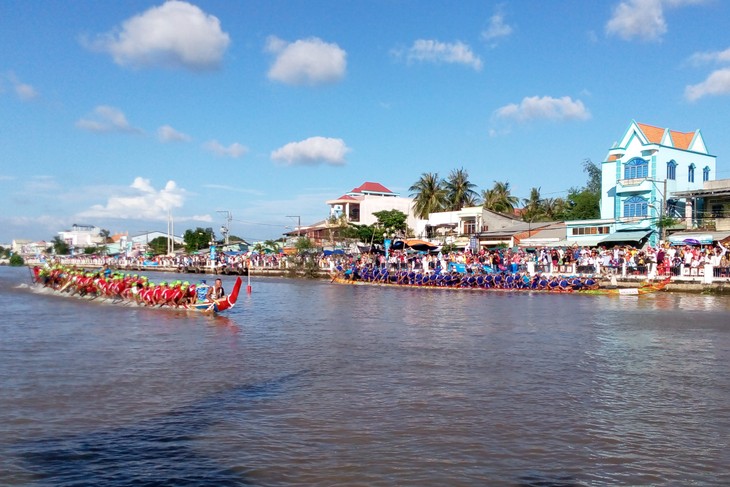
top-left (594, 120), bottom-right (717, 245)
top-left (416, 206), bottom-right (521, 248)
top-left (326, 181), bottom-right (416, 229)
top-left (58, 224), bottom-right (105, 251)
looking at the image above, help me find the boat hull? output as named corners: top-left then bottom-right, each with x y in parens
top-left (330, 275), bottom-right (670, 296)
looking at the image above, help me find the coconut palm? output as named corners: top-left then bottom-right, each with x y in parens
top-left (541, 197), bottom-right (567, 220)
top-left (409, 172), bottom-right (447, 219)
top-left (443, 167), bottom-right (479, 211)
top-left (521, 187), bottom-right (544, 222)
top-left (482, 181), bottom-right (519, 214)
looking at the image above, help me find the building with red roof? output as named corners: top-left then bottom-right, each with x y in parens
top-left (326, 181), bottom-right (415, 228)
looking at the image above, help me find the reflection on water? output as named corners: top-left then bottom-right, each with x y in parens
top-left (1, 267), bottom-right (729, 486)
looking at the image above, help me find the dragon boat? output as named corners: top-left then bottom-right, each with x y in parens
top-left (30, 266), bottom-right (242, 314)
top-left (330, 273), bottom-right (671, 296)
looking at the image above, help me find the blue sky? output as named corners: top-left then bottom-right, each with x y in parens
top-left (2, 0), bottom-right (730, 244)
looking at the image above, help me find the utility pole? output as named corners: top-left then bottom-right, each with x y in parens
top-left (286, 215), bottom-right (301, 237)
top-left (217, 210), bottom-right (232, 245)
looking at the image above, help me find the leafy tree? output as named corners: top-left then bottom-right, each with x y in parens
top-left (9, 254), bottom-right (24, 266)
top-left (444, 167), bottom-right (479, 211)
top-left (99, 228), bottom-right (111, 243)
top-left (482, 181), bottom-right (519, 214)
top-left (49, 236), bottom-right (70, 255)
top-left (294, 237), bottom-right (315, 253)
top-left (372, 209), bottom-right (408, 232)
top-left (148, 236), bottom-right (170, 255)
top-left (582, 158), bottom-right (601, 195)
top-left (562, 188), bottom-right (600, 220)
top-left (560, 159), bottom-right (602, 220)
top-left (346, 223), bottom-right (376, 244)
top-left (409, 172), bottom-right (447, 219)
top-left (183, 227), bottom-right (215, 252)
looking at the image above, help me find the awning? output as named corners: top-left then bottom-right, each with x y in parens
top-left (599, 230), bottom-right (652, 244)
top-left (553, 238), bottom-right (604, 247)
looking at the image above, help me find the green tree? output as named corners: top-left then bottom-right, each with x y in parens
top-left (560, 159), bottom-right (602, 220)
top-left (9, 253), bottom-right (24, 266)
top-left (183, 227), bottom-right (215, 252)
top-left (263, 239), bottom-right (281, 253)
top-left (482, 181), bottom-right (519, 214)
top-left (562, 189), bottom-right (600, 220)
top-left (522, 187), bottom-right (544, 222)
top-left (49, 236), bottom-right (70, 255)
top-left (148, 236), bottom-right (169, 255)
top-left (444, 167), bottom-right (479, 211)
top-left (409, 172), bottom-right (447, 219)
top-left (372, 209), bottom-right (408, 233)
top-left (99, 228), bottom-right (111, 243)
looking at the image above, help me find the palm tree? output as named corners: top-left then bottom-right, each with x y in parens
top-left (541, 197), bottom-right (567, 220)
top-left (443, 167), bottom-right (479, 211)
top-left (482, 181), bottom-right (519, 214)
top-left (522, 187), bottom-right (544, 222)
top-left (263, 239), bottom-right (281, 253)
top-left (409, 172), bottom-right (447, 219)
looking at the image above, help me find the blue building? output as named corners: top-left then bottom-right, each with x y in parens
top-left (598, 120), bottom-right (716, 246)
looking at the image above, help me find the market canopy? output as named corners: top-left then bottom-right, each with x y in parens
top-left (599, 230), bottom-right (652, 244)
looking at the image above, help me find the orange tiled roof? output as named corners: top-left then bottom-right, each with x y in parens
top-left (636, 122), bottom-right (694, 150)
top-left (669, 130), bottom-right (694, 150)
top-left (607, 154), bottom-right (619, 161)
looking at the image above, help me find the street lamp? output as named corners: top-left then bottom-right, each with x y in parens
top-left (383, 227), bottom-right (396, 262)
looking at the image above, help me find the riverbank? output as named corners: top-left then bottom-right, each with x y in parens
top-left (23, 264), bottom-right (730, 295)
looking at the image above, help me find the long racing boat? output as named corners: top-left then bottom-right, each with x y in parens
top-left (30, 266), bottom-right (242, 314)
top-left (330, 272), bottom-right (671, 296)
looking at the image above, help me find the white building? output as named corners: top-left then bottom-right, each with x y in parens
top-left (58, 224), bottom-right (105, 250)
top-left (326, 182), bottom-right (416, 230)
top-left (415, 206), bottom-right (521, 245)
top-left (582, 120), bottom-right (717, 246)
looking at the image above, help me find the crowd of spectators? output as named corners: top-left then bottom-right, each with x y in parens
top-left (24, 240), bottom-right (730, 280)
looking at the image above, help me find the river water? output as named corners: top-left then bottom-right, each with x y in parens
top-left (0, 266), bottom-right (728, 486)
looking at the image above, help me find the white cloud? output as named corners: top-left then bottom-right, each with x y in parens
top-left (85, 0), bottom-right (230, 71)
top-left (398, 39), bottom-right (483, 71)
top-left (157, 124), bottom-right (192, 142)
top-left (606, 0), bottom-right (666, 41)
top-left (3, 72), bottom-right (38, 101)
top-left (271, 136), bottom-right (350, 166)
top-left (76, 105), bottom-right (142, 134)
top-left (685, 68), bottom-right (730, 101)
top-left (481, 6), bottom-right (513, 43)
top-left (265, 36), bottom-right (347, 85)
top-left (605, 0), bottom-right (708, 42)
top-left (494, 95), bottom-right (591, 122)
top-left (204, 140), bottom-right (248, 158)
top-left (686, 47), bottom-right (730, 66)
top-left (78, 177), bottom-right (209, 221)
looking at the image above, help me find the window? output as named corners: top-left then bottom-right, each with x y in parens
top-left (688, 164), bottom-right (695, 183)
top-left (703, 166), bottom-right (710, 182)
top-left (624, 196), bottom-right (648, 218)
top-left (711, 204), bottom-right (725, 218)
top-left (666, 160), bottom-right (676, 180)
top-left (624, 158), bottom-right (648, 179)
top-left (463, 221), bottom-right (476, 234)
top-left (570, 226), bottom-right (610, 236)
